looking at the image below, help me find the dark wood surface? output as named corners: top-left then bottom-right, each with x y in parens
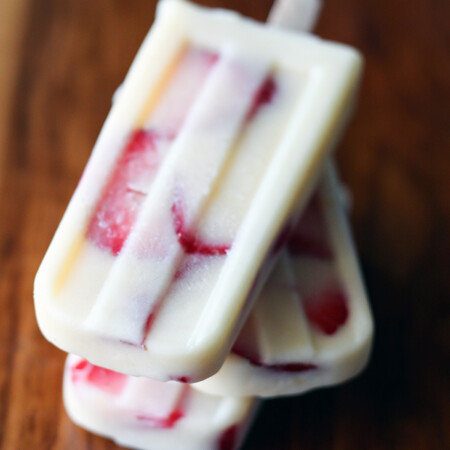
top-left (0, 0), bottom-right (448, 448)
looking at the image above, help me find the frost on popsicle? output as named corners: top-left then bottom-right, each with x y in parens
top-left (87, 50), bottom-right (278, 259)
top-left (82, 46), bottom-right (281, 344)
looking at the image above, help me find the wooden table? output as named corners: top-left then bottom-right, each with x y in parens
top-left (0, 1), bottom-right (448, 448)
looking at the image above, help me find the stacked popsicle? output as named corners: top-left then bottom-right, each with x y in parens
top-left (34, 0), bottom-right (373, 448)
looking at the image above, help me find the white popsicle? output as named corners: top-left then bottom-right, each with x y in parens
top-left (64, 354), bottom-right (258, 450)
top-left (35, 0), bottom-right (362, 382)
top-left (194, 164), bottom-right (373, 397)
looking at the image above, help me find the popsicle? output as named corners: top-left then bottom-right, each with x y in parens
top-left (194, 164), bottom-right (373, 397)
top-left (64, 354), bottom-right (258, 450)
top-left (34, 0), bottom-right (362, 381)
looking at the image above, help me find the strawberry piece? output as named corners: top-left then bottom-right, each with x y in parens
top-left (171, 196), bottom-right (230, 255)
top-left (136, 409), bottom-right (184, 429)
top-left (287, 192), bottom-right (333, 259)
top-left (136, 386), bottom-right (188, 428)
top-left (303, 288), bottom-right (349, 335)
top-left (246, 76), bottom-right (277, 121)
top-left (198, 49), bottom-right (219, 68)
top-left (71, 359), bottom-right (185, 428)
top-left (218, 425), bottom-right (239, 450)
top-left (232, 321), bottom-right (317, 373)
top-left (265, 362), bottom-right (317, 372)
top-left (232, 345), bottom-right (317, 373)
top-left (87, 129), bottom-right (161, 255)
top-left (170, 376), bottom-right (190, 383)
top-left (71, 359), bottom-right (127, 395)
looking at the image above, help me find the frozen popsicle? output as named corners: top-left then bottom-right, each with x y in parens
top-left (194, 164), bottom-right (373, 397)
top-left (64, 354), bottom-right (257, 450)
top-left (34, 0), bottom-right (362, 381)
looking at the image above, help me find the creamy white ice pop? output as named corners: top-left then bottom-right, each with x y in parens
top-left (194, 164), bottom-right (373, 397)
top-left (64, 354), bottom-right (257, 450)
top-left (34, 0), bottom-right (362, 382)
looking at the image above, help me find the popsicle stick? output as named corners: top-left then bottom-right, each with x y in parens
top-left (268, 0), bottom-right (322, 31)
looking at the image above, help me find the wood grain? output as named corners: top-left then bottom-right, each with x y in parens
top-left (0, 1), bottom-right (448, 449)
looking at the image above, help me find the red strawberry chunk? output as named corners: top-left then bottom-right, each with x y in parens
top-left (87, 129), bottom-right (161, 255)
top-left (198, 50), bottom-right (219, 68)
top-left (246, 76), bottom-right (277, 121)
top-left (136, 386), bottom-right (188, 428)
top-left (218, 425), bottom-right (239, 450)
top-left (170, 376), bottom-right (190, 383)
top-left (71, 359), bottom-right (127, 395)
top-left (266, 362), bottom-right (317, 372)
top-left (232, 345), bottom-right (317, 373)
top-left (136, 409), bottom-right (184, 429)
top-left (303, 288), bottom-right (349, 335)
top-left (232, 320), bottom-right (317, 373)
top-left (171, 196), bottom-right (230, 255)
